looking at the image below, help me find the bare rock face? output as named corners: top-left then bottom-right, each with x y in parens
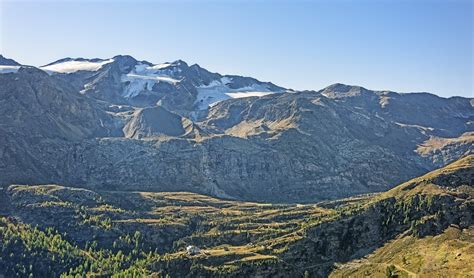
top-left (0, 55), bottom-right (21, 66)
top-left (0, 55), bottom-right (473, 202)
top-left (0, 66), bottom-right (119, 140)
top-left (123, 106), bottom-right (194, 139)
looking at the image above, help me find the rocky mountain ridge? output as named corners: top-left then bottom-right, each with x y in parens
top-left (38, 55), bottom-right (287, 116)
top-left (0, 54), bottom-right (472, 202)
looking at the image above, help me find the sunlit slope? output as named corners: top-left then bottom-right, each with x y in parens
top-left (329, 155), bottom-right (474, 277)
top-left (330, 226), bottom-right (474, 277)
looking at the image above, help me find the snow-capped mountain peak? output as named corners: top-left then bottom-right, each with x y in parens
top-left (34, 55), bottom-right (288, 113)
top-left (40, 58), bottom-right (114, 74)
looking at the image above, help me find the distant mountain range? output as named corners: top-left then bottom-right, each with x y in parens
top-left (0, 54), bottom-right (473, 202)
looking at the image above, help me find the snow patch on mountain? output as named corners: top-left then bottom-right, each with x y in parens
top-left (195, 77), bottom-right (277, 110)
top-left (121, 63), bottom-right (182, 98)
top-left (225, 92), bottom-right (273, 98)
top-left (148, 63), bottom-right (173, 70)
top-left (41, 59), bottom-right (114, 73)
top-left (0, 65), bottom-right (20, 74)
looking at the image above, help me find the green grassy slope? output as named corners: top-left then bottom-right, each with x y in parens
top-left (330, 226), bottom-right (473, 277)
top-left (0, 155), bottom-right (472, 277)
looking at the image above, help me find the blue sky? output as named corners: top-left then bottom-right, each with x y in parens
top-left (0, 0), bottom-right (472, 97)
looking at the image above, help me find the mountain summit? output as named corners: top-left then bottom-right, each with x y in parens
top-left (0, 55), bottom-right (22, 74)
top-left (37, 55), bottom-right (287, 116)
top-left (0, 55), bottom-right (21, 66)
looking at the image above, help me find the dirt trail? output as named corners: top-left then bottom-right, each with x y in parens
top-left (379, 262), bottom-right (418, 277)
top-left (393, 263), bottom-right (418, 277)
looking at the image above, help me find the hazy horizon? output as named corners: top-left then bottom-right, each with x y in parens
top-left (1, 0), bottom-right (472, 97)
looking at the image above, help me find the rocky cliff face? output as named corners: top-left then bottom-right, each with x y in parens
top-left (0, 55), bottom-right (473, 202)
